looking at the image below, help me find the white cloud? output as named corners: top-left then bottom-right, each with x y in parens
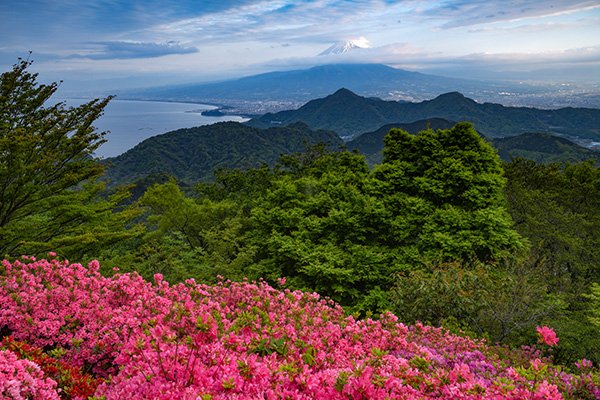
top-left (68, 41), bottom-right (198, 60)
top-left (3, 0), bottom-right (599, 90)
top-left (421, 0), bottom-right (600, 29)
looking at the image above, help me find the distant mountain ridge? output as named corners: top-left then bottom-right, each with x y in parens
top-left (103, 119), bottom-right (599, 188)
top-left (492, 132), bottom-right (600, 164)
top-left (348, 121), bottom-right (599, 165)
top-left (125, 63), bottom-right (490, 104)
top-left (103, 121), bottom-right (342, 186)
top-left (247, 88), bottom-right (600, 140)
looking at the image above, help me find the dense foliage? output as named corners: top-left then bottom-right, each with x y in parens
top-left (97, 124), bottom-right (600, 365)
top-left (107, 124), bottom-right (521, 314)
top-left (0, 59), bottom-right (142, 258)
top-left (1, 257), bottom-right (598, 399)
top-left (2, 60), bottom-right (600, 396)
top-left (375, 122), bottom-right (520, 262)
top-left (103, 121), bottom-right (343, 186)
top-left (503, 159), bottom-right (600, 363)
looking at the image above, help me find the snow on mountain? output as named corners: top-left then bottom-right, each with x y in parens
top-left (319, 37), bottom-right (371, 56)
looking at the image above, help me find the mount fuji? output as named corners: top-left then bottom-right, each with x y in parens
top-left (319, 37), bottom-right (371, 56)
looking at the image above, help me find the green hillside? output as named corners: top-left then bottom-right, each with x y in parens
top-left (103, 121), bottom-right (343, 185)
top-left (248, 89), bottom-right (600, 140)
top-left (349, 124), bottom-right (600, 166)
top-left (104, 120), bottom-right (600, 189)
top-left (347, 118), bottom-right (456, 165)
top-left (493, 132), bottom-right (600, 163)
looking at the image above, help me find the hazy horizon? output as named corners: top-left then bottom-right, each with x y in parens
top-left (2, 1), bottom-right (600, 96)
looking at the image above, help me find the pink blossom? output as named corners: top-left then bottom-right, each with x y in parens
top-left (575, 359), bottom-right (593, 369)
top-left (536, 325), bottom-right (559, 346)
top-left (0, 256), bottom-right (596, 399)
top-left (0, 350), bottom-right (60, 399)
top-left (530, 358), bottom-right (545, 371)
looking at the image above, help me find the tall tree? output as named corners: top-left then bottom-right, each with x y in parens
top-left (372, 122), bottom-right (522, 264)
top-left (247, 150), bottom-right (390, 310)
top-left (0, 58), bottom-right (136, 256)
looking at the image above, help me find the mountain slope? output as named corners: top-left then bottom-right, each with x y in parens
top-left (249, 88), bottom-right (402, 138)
top-left (351, 122), bottom-right (600, 165)
top-left (492, 132), bottom-right (600, 163)
top-left (319, 38), bottom-right (370, 55)
top-left (248, 89), bottom-right (600, 140)
top-left (127, 64), bottom-right (485, 104)
top-left (346, 118), bottom-right (456, 165)
top-left (103, 121), bottom-right (343, 185)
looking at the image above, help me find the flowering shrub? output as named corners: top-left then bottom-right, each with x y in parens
top-left (0, 349), bottom-right (60, 399)
top-left (0, 256), bottom-right (599, 399)
top-left (1, 337), bottom-right (102, 399)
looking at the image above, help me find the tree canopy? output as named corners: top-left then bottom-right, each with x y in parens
top-left (0, 59), bottom-right (141, 257)
top-left (373, 122), bottom-right (522, 264)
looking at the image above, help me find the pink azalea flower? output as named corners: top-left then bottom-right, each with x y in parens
top-left (1, 257), bottom-right (598, 399)
top-left (575, 359), bottom-right (593, 369)
top-left (536, 325), bottom-right (559, 346)
top-left (530, 358), bottom-right (545, 371)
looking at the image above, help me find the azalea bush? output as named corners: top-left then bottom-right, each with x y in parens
top-left (0, 256), bottom-right (598, 399)
top-left (0, 336), bottom-right (102, 399)
top-left (0, 348), bottom-right (60, 400)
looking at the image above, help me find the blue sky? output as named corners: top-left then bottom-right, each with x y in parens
top-left (1, 0), bottom-right (599, 92)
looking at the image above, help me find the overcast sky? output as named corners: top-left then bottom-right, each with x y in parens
top-left (2, 0), bottom-right (599, 92)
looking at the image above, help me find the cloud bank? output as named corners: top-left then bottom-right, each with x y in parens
top-left (69, 41), bottom-right (198, 60)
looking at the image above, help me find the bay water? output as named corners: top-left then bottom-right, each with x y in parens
top-left (60, 98), bottom-right (247, 158)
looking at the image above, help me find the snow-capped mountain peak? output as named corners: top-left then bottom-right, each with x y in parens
top-left (319, 37), bottom-right (371, 56)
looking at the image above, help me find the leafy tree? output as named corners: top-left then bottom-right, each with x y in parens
top-left (503, 158), bottom-right (600, 363)
top-left (247, 150), bottom-right (391, 310)
top-left (391, 258), bottom-right (565, 344)
top-left (372, 122), bottom-right (522, 264)
top-left (585, 283), bottom-right (600, 329)
top-left (504, 158), bottom-right (600, 290)
top-left (129, 180), bottom-right (253, 282)
top-left (4, 182), bottom-right (143, 259)
top-left (0, 58), bottom-right (141, 257)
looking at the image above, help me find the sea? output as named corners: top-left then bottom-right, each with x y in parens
top-left (59, 98), bottom-right (248, 158)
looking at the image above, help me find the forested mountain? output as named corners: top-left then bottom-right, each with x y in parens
top-left (126, 63), bottom-right (486, 103)
top-left (102, 121), bottom-right (342, 185)
top-left (346, 118), bottom-right (456, 164)
top-left (349, 123), bottom-right (600, 166)
top-left (103, 117), bottom-right (599, 188)
top-left (248, 88), bottom-right (600, 140)
top-left (492, 132), bottom-right (600, 163)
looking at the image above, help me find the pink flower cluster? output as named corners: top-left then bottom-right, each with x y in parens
top-left (0, 349), bottom-right (59, 399)
top-left (536, 326), bottom-right (559, 346)
top-left (0, 256), bottom-right (598, 399)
